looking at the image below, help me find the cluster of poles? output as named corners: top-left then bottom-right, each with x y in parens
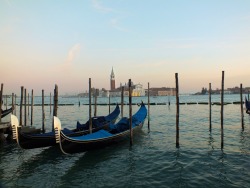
top-left (175, 71), bottom-right (246, 149)
top-left (0, 71), bottom-right (248, 148)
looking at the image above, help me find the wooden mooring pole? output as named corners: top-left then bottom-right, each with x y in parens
top-left (94, 89), bottom-right (97, 117)
top-left (28, 93), bottom-right (29, 116)
top-left (12, 93), bottom-right (14, 114)
top-left (175, 73), bottom-right (180, 148)
top-left (240, 84), bottom-right (244, 130)
top-left (31, 89), bottom-right (34, 126)
top-left (14, 94), bottom-right (17, 115)
top-left (42, 89), bottom-right (45, 133)
top-left (24, 88), bottom-right (27, 126)
top-left (209, 83), bottom-right (212, 132)
top-left (129, 79), bottom-right (133, 146)
top-left (121, 86), bottom-right (124, 118)
top-left (148, 82), bottom-right (150, 132)
top-left (52, 85), bottom-right (58, 131)
top-left (89, 78), bottom-right (92, 134)
top-left (0, 83), bottom-right (3, 123)
top-left (221, 71), bottom-right (224, 149)
top-left (20, 86), bottom-right (24, 126)
top-left (50, 92), bottom-right (52, 114)
top-left (108, 94), bottom-right (111, 114)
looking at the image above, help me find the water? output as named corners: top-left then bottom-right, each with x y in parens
top-left (0, 95), bottom-right (250, 188)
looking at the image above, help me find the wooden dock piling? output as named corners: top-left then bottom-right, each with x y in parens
top-left (221, 71), bottom-right (224, 149)
top-left (94, 89), bottom-right (97, 117)
top-left (209, 83), bottom-right (212, 132)
top-left (175, 73), bottom-right (180, 148)
top-left (31, 90), bottom-right (34, 126)
top-left (240, 84), bottom-right (244, 130)
top-left (20, 86), bottom-right (24, 126)
top-left (148, 82), bottom-right (150, 132)
top-left (89, 78), bottom-right (92, 134)
top-left (121, 86), bottom-right (124, 118)
top-left (24, 88), bottom-right (27, 126)
top-left (0, 84), bottom-right (3, 123)
top-left (12, 93), bottom-right (14, 114)
top-left (42, 89), bottom-right (45, 133)
top-left (108, 94), bottom-right (110, 114)
top-left (129, 79), bottom-right (133, 146)
top-left (52, 85), bottom-right (58, 131)
top-left (50, 92), bottom-right (52, 114)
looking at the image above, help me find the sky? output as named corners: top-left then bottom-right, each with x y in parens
top-left (0, 0), bottom-right (250, 95)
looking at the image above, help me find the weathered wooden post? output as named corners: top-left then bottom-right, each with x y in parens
top-left (52, 85), bottom-right (58, 131)
top-left (0, 84), bottom-right (3, 141)
top-left (28, 93), bottom-right (29, 116)
top-left (121, 86), bottom-right (124, 118)
top-left (14, 94), bottom-right (17, 115)
top-left (129, 79), bottom-right (133, 146)
top-left (42, 89), bottom-right (45, 133)
top-left (50, 92), bottom-right (52, 114)
top-left (0, 83), bottom-right (3, 123)
top-left (20, 86), bottom-right (24, 126)
top-left (108, 94), bottom-right (111, 114)
top-left (24, 88), bottom-right (27, 126)
top-left (31, 89), bottom-right (34, 126)
top-left (89, 78), bottom-right (92, 134)
top-left (175, 73), bottom-right (180, 148)
top-left (209, 83), bottom-right (212, 132)
top-left (12, 93), bottom-right (14, 114)
top-left (240, 84), bottom-right (244, 130)
top-left (94, 89), bottom-right (97, 117)
top-left (221, 71), bottom-right (224, 149)
top-left (148, 82), bottom-right (150, 132)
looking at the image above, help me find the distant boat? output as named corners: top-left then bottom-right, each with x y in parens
top-left (1, 107), bottom-right (13, 118)
top-left (11, 104), bottom-right (120, 149)
top-left (245, 97), bottom-right (250, 115)
top-left (54, 102), bottom-right (147, 154)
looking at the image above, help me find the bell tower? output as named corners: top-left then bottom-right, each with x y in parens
top-left (110, 67), bottom-right (115, 90)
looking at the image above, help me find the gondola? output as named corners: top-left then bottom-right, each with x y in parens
top-left (11, 104), bottom-right (120, 149)
top-left (1, 107), bottom-right (13, 118)
top-left (54, 102), bottom-right (147, 154)
top-left (245, 97), bottom-right (250, 115)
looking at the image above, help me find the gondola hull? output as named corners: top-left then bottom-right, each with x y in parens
top-left (55, 103), bottom-right (147, 154)
top-left (11, 105), bottom-right (120, 149)
top-left (58, 123), bottom-right (143, 154)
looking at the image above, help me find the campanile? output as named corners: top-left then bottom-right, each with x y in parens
top-left (110, 67), bottom-right (115, 90)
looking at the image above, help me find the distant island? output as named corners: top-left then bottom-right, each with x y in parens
top-left (194, 86), bottom-right (250, 95)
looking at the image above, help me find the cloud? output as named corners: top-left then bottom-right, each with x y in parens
top-left (65, 44), bottom-right (81, 65)
top-left (91, 0), bottom-right (113, 13)
top-left (110, 18), bottom-right (128, 32)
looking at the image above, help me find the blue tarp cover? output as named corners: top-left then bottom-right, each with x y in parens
top-left (72, 129), bottom-right (112, 141)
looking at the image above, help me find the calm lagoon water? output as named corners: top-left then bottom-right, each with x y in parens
top-left (0, 94), bottom-right (250, 188)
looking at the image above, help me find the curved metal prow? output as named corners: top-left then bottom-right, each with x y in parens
top-left (11, 114), bottom-right (20, 141)
top-left (53, 116), bottom-right (61, 144)
top-left (53, 116), bottom-right (69, 155)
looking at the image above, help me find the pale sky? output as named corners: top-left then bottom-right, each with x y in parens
top-left (1, 0), bottom-right (250, 95)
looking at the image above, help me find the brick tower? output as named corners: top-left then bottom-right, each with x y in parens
top-left (110, 67), bottom-right (115, 90)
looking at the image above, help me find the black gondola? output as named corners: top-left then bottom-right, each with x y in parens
top-left (11, 104), bottom-right (120, 149)
top-left (54, 102), bottom-right (147, 154)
